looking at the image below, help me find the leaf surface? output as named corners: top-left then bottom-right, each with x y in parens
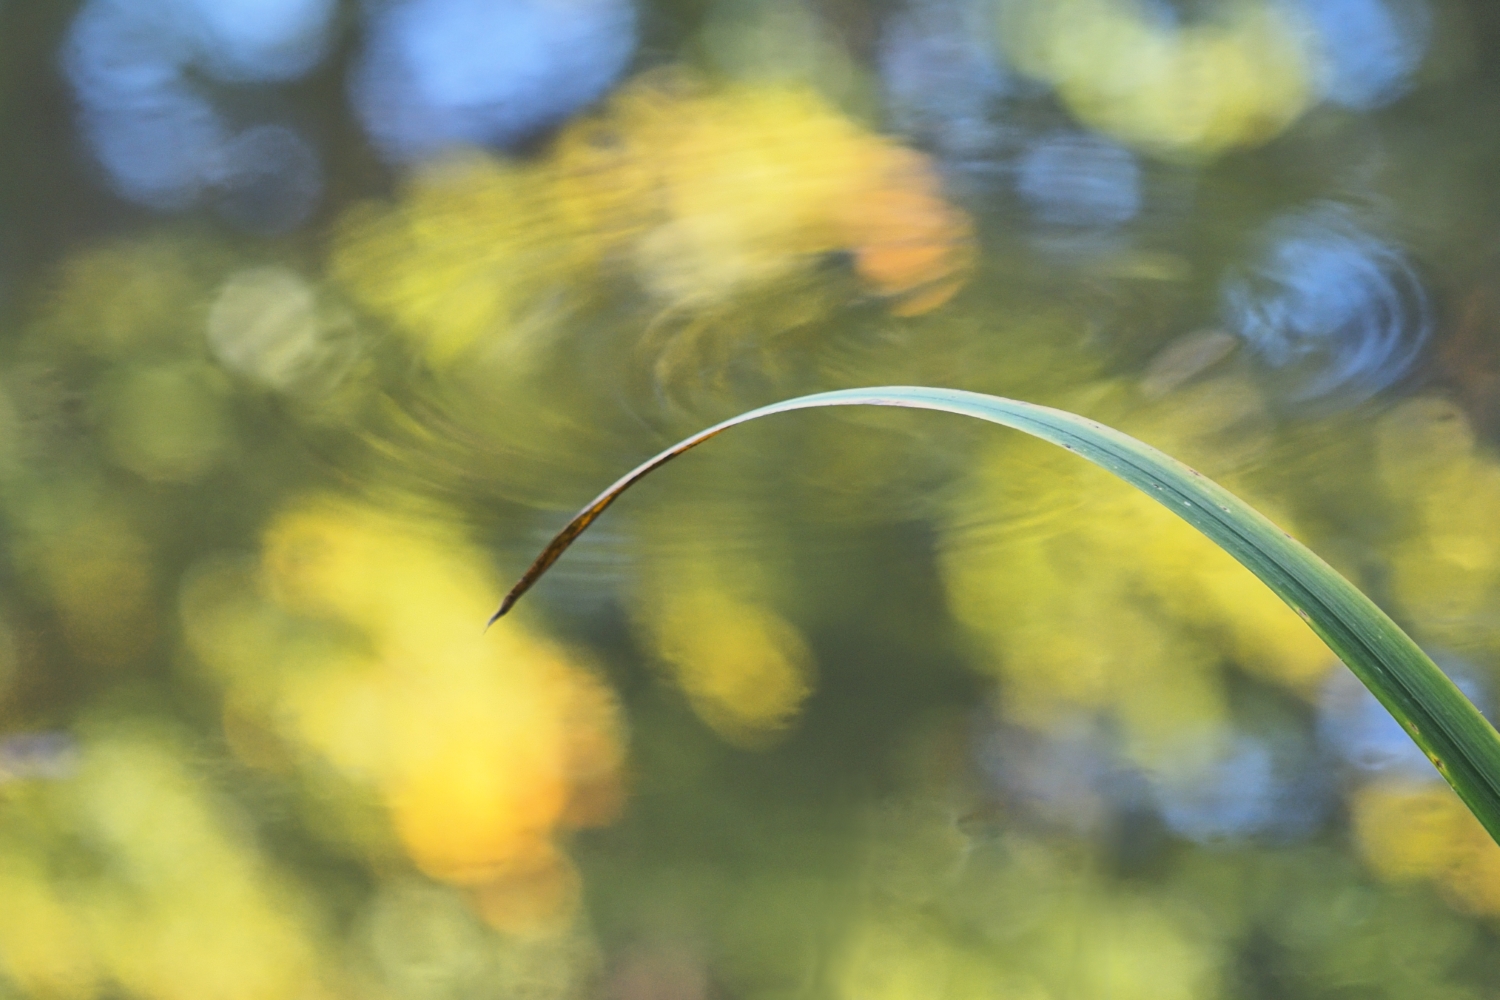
top-left (492, 386), bottom-right (1500, 842)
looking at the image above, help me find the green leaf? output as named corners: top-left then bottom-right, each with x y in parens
top-left (492, 386), bottom-right (1500, 843)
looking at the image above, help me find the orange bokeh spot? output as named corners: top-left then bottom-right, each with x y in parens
top-left (468, 847), bottom-right (583, 935)
top-left (843, 151), bottom-right (975, 316)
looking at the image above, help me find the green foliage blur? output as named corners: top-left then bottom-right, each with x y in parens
top-left (6, 0), bottom-right (1500, 997)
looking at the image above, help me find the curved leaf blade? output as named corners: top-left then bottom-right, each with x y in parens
top-left (492, 386), bottom-right (1500, 843)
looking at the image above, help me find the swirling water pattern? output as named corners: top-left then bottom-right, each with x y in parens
top-left (1222, 204), bottom-right (1430, 405)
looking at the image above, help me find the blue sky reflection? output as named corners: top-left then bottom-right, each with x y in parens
top-left (349, 0), bottom-right (638, 163)
top-left (1222, 203), bottom-right (1430, 406)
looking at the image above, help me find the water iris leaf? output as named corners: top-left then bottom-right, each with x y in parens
top-left (492, 386), bottom-right (1500, 843)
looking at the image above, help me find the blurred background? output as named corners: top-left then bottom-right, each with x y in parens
top-left (4, 0), bottom-right (1500, 996)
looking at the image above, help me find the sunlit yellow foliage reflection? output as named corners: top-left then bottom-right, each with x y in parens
top-left (1352, 781), bottom-right (1500, 916)
top-left (1000, 0), bottom-right (1312, 157)
top-left (943, 376), bottom-right (1332, 767)
top-left (182, 496), bottom-right (625, 931)
top-left (626, 494), bottom-right (818, 747)
top-left (329, 73), bottom-right (973, 374)
top-left (331, 157), bottom-right (576, 367)
top-left (634, 580), bottom-right (815, 748)
top-left (1377, 397), bottom-right (1500, 653)
top-left (0, 723), bottom-right (328, 1000)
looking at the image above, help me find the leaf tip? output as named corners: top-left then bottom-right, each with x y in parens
top-left (485, 593), bottom-right (517, 630)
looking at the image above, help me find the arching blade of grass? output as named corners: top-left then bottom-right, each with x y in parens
top-left (491, 386), bottom-right (1500, 844)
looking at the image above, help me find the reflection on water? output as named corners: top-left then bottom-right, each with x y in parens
top-left (62, 0), bottom-right (330, 228)
top-left (181, 496), bottom-right (626, 931)
top-left (998, 0), bottom-right (1315, 157)
top-left (207, 265), bottom-right (365, 407)
top-left (1016, 131), bottom-right (1141, 230)
top-left (324, 70), bottom-right (975, 512)
top-left (4, 0), bottom-right (1499, 995)
top-left (0, 719), bottom-right (332, 999)
top-left (879, 0), bottom-right (1013, 168)
top-left (1223, 202), bottom-right (1430, 407)
top-left (1292, 0), bottom-right (1430, 110)
top-left (699, 0), bottom-right (865, 105)
top-left (350, 0), bottom-right (638, 163)
top-left (0, 732), bottom-right (77, 783)
top-left (1318, 655), bottom-right (1488, 782)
